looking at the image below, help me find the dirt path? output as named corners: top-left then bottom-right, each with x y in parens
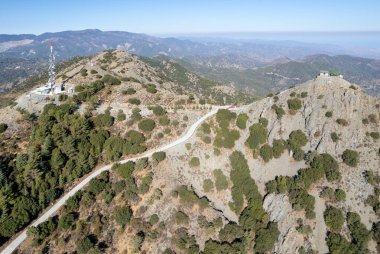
top-left (310, 189), bottom-right (328, 253)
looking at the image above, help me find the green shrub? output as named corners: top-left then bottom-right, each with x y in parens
top-left (146, 84), bottom-right (157, 93)
top-left (128, 98), bottom-right (141, 105)
top-left (368, 113), bottom-right (378, 123)
top-left (114, 206), bottom-right (133, 226)
top-left (149, 214), bottom-right (159, 225)
top-left (292, 146), bottom-right (304, 161)
top-left (369, 132), bottom-right (380, 140)
top-left (93, 112), bottom-right (114, 127)
top-left (246, 123), bottom-right (267, 149)
top-left (152, 105), bottom-right (165, 116)
top-left (138, 119), bottom-right (156, 132)
top-left (112, 162), bottom-right (135, 179)
top-left (324, 206), bottom-right (344, 233)
top-left (311, 153), bottom-right (341, 182)
top-left (346, 212), bottom-right (371, 250)
top-left (288, 130), bottom-right (308, 150)
top-left (76, 236), bottom-right (95, 254)
top-left (123, 87), bottom-right (136, 95)
top-left (300, 92), bottom-right (308, 98)
top-left (335, 189), bottom-right (346, 201)
top-left (287, 98), bottom-right (302, 110)
top-left (336, 118), bottom-right (349, 126)
top-left (58, 213), bottom-right (75, 230)
top-left (213, 169), bottom-right (229, 191)
top-left (254, 222), bottom-right (280, 253)
top-left (272, 104), bottom-right (285, 119)
top-left (189, 157), bottom-right (200, 167)
top-left (331, 132), bottom-right (339, 142)
top-left (159, 116), bottom-right (170, 126)
top-left (0, 123), bottom-right (8, 133)
top-left (203, 179), bottom-right (214, 192)
top-left (259, 117), bottom-right (268, 127)
top-left (216, 109), bottom-right (236, 128)
top-left (88, 178), bottom-right (107, 195)
top-left (290, 92), bottom-right (296, 97)
top-left (117, 109), bottom-right (126, 121)
top-left (325, 111), bottom-right (333, 118)
top-left (260, 144), bottom-right (273, 162)
top-left (175, 211), bottom-right (189, 224)
top-left (236, 113), bottom-right (249, 129)
top-left (342, 149), bottom-right (359, 167)
top-left (152, 151), bottom-right (166, 163)
top-left (102, 74), bottom-right (121, 85)
top-left (272, 139), bottom-right (286, 158)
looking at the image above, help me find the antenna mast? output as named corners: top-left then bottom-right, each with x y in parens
top-left (48, 39), bottom-right (56, 91)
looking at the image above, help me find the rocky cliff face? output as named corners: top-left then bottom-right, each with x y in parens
top-left (158, 76), bottom-right (379, 253)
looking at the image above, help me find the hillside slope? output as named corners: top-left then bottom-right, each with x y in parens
top-left (11, 76), bottom-right (380, 254)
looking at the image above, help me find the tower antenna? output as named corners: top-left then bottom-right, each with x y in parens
top-left (48, 39), bottom-right (56, 92)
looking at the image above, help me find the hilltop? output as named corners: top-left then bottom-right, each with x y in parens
top-left (2, 74), bottom-right (379, 254)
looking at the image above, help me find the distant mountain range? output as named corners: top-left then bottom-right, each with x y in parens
top-left (0, 29), bottom-right (379, 96)
top-left (178, 54), bottom-right (380, 96)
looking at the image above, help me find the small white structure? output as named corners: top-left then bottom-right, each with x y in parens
top-left (319, 70), bottom-right (329, 76)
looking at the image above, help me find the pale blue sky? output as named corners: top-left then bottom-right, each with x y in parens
top-left (0, 0), bottom-right (379, 35)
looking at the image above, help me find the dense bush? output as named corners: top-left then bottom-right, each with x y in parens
top-left (146, 84), bottom-right (157, 93)
top-left (287, 98), bottom-right (302, 110)
top-left (189, 157), bottom-right (200, 167)
top-left (311, 153), bottom-right (341, 182)
top-left (175, 211), bottom-right (189, 224)
top-left (117, 110), bottom-right (126, 121)
top-left (102, 74), bottom-right (121, 85)
top-left (128, 98), bottom-right (141, 105)
top-left (246, 123), bottom-right (267, 149)
top-left (326, 232), bottom-right (358, 253)
top-left (260, 144), bottom-right (273, 162)
top-left (123, 87), bottom-right (136, 95)
top-left (331, 132), bottom-right (339, 142)
top-left (336, 118), bottom-right (349, 126)
top-left (272, 104), bottom-right (285, 119)
top-left (216, 109), bottom-right (236, 128)
top-left (272, 139), bottom-right (286, 158)
top-left (114, 206), bottom-right (133, 226)
top-left (346, 212), bottom-right (372, 251)
top-left (324, 206), bottom-right (344, 233)
top-left (159, 116), bottom-right (170, 126)
top-left (152, 151), bottom-right (166, 163)
top-left (201, 122), bottom-right (211, 134)
top-left (138, 119), bottom-right (156, 132)
top-left (76, 236), bottom-right (95, 254)
top-left (289, 189), bottom-right (315, 219)
top-left (92, 111), bottom-right (114, 127)
top-left (203, 179), bottom-right (214, 192)
top-left (369, 132), bottom-right (380, 140)
top-left (342, 149), bottom-right (359, 167)
top-left (213, 169), bottom-right (229, 191)
top-left (112, 162), bottom-right (135, 179)
top-left (288, 130), bottom-right (307, 150)
top-left (0, 123), bottom-right (8, 133)
top-left (152, 105), bottom-right (165, 116)
top-left (27, 217), bottom-right (57, 245)
top-left (236, 113), bottom-right (249, 129)
top-left (213, 128), bottom-right (240, 149)
top-left (58, 213), bottom-right (76, 230)
top-left (254, 222), bottom-right (280, 253)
